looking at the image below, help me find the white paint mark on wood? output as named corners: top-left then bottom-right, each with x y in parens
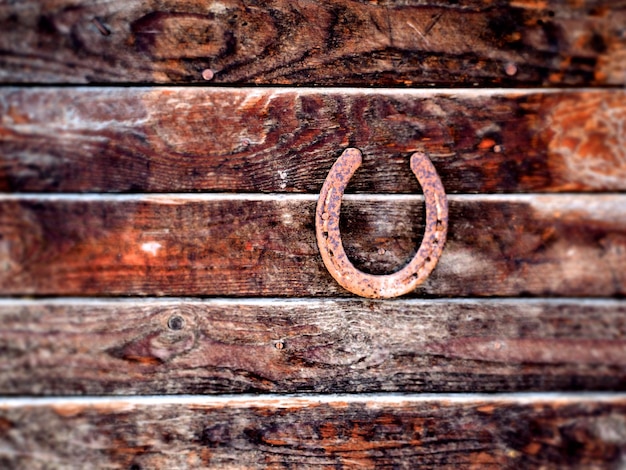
top-left (207, 2), bottom-right (229, 14)
top-left (141, 242), bottom-right (162, 256)
top-left (278, 170), bottom-right (288, 190)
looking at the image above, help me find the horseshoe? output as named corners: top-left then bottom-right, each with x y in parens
top-left (315, 148), bottom-right (448, 299)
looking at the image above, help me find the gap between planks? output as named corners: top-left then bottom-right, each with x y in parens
top-left (1, 193), bottom-right (625, 201)
top-left (0, 297), bottom-right (624, 306)
top-left (2, 392), bottom-right (626, 408)
top-left (1, 86), bottom-right (618, 94)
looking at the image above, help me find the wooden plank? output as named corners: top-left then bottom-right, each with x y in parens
top-left (0, 194), bottom-right (625, 297)
top-left (2, 88), bottom-right (626, 193)
top-left (0, 395), bottom-right (625, 468)
top-left (1, 299), bottom-right (626, 395)
top-left (1, 1), bottom-right (625, 86)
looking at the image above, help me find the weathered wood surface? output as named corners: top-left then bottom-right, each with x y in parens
top-left (1, 299), bottom-right (626, 395)
top-left (1, 395), bottom-right (625, 468)
top-left (2, 88), bottom-right (626, 193)
top-left (1, 1), bottom-right (625, 86)
top-left (0, 194), bottom-right (625, 297)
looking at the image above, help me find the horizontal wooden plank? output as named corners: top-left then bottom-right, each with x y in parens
top-left (1, 299), bottom-right (626, 395)
top-left (2, 88), bottom-right (626, 193)
top-left (1, 1), bottom-right (625, 86)
top-left (0, 395), bottom-right (625, 468)
top-left (1, 194), bottom-right (625, 297)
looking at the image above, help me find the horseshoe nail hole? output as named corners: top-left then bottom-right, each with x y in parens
top-left (433, 239), bottom-right (439, 245)
top-left (328, 249), bottom-right (334, 257)
top-left (425, 257), bottom-right (431, 263)
top-left (322, 231), bottom-right (329, 239)
top-left (168, 316), bottom-right (185, 330)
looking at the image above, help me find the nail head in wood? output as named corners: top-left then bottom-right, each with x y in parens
top-left (505, 63), bottom-right (518, 76)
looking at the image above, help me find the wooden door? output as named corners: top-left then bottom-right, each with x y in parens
top-left (1, 1), bottom-right (626, 467)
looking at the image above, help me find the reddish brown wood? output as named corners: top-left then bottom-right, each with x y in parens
top-left (0, 299), bottom-right (625, 395)
top-left (0, 195), bottom-right (624, 297)
top-left (2, 2), bottom-right (625, 466)
top-left (1, 396), bottom-right (625, 468)
top-left (1, 88), bottom-right (626, 193)
top-left (1, 1), bottom-right (625, 86)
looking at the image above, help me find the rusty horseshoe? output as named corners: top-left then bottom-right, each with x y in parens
top-left (315, 148), bottom-right (448, 299)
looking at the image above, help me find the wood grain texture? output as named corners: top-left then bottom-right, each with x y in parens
top-left (0, 194), bottom-right (625, 297)
top-left (1, 395), bottom-right (625, 468)
top-left (1, 299), bottom-right (626, 395)
top-left (1, 0), bottom-right (625, 86)
top-left (2, 88), bottom-right (626, 193)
